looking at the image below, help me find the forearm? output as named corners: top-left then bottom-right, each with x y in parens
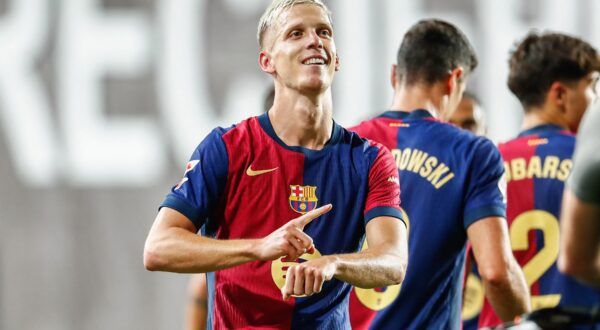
top-left (331, 242), bottom-right (406, 288)
top-left (482, 260), bottom-right (531, 322)
top-left (144, 226), bottom-right (259, 273)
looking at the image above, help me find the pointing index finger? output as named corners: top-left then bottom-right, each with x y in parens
top-left (297, 204), bottom-right (332, 228)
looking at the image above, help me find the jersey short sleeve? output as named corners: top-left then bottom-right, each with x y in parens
top-left (160, 128), bottom-right (230, 231)
top-left (463, 138), bottom-right (507, 228)
top-left (568, 103), bottom-right (600, 205)
top-left (364, 145), bottom-right (404, 225)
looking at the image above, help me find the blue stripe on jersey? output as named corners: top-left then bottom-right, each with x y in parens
top-left (160, 127), bottom-right (231, 231)
top-left (365, 206), bottom-right (404, 223)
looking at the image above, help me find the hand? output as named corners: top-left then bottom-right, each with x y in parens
top-left (253, 204), bottom-right (332, 262)
top-left (281, 256), bottom-right (337, 300)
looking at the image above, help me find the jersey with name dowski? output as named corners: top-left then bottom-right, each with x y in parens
top-left (349, 109), bottom-right (506, 330)
top-left (160, 112), bottom-right (404, 329)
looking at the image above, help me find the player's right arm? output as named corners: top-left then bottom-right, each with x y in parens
top-left (144, 203), bottom-right (331, 273)
top-left (468, 217), bottom-right (531, 322)
top-left (143, 127), bottom-right (331, 273)
top-left (465, 138), bottom-right (531, 322)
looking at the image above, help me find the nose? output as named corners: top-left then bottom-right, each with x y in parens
top-left (306, 30), bottom-right (323, 49)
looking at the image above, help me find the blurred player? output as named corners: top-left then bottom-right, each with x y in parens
top-left (559, 101), bottom-right (600, 288)
top-left (144, 1), bottom-right (408, 328)
top-left (447, 91), bottom-right (486, 135)
top-left (449, 92), bottom-right (488, 330)
top-left (349, 19), bottom-right (530, 329)
top-left (184, 86), bottom-right (276, 330)
top-left (478, 32), bottom-right (600, 328)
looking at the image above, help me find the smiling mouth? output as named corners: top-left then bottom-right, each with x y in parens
top-left (302, 57), bottom-right (326, 65)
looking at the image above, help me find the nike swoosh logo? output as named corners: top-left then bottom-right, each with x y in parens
top-left (246, 164), bottom-right (279, 177)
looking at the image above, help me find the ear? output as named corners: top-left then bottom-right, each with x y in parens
top-left (334, 54), bottom-right (341, 72)
top-left (447, 67), bottom-right (464, 94)
top-left (391, 64), bottom-right (398, 88)
top-left (259, 51), bottom-right (275, 74)
top-left (549, 81), bottom-right (567, 109)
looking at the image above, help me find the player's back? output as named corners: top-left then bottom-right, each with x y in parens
top-left (478, 124), bottom-right (600, 327)
top-left (350, 110), bottom-right (505, 329)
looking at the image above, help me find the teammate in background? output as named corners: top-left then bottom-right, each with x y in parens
top-left (448, 92), bottom-right (488, 330)
top-left (559, 101), bottom-right (600, 288)
top-left (144, 0), bottom-right (408, 328)
top-left (478, 32), bottom-right (600, 328)
top-left (447, 91), bottom-right (486, 135)
top-left (349, 19), bottom-right (530, 329)
top-left (184, 86), bottom-right (276, 330)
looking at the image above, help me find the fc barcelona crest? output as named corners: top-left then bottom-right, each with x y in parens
top-left (289, 185), bottom-right (318, 214)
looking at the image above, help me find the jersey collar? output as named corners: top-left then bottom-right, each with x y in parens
top-left (378, 109), bottom-right (434, 120)
top-left (518, 124), bottom-right (565, 137)
top-left (257, 112), bottom-right (342, 155)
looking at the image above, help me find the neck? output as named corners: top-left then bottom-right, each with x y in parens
top-left (268, 88), bottom-right (333, 150)
top-left (389, 82), bottom-right (446, 118)
top-left (521, 105), bottom-right (570, 132)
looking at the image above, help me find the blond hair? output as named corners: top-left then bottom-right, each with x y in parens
top-left (257, 0), bottom-right (331, 50)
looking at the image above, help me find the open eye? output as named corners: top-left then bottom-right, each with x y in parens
top-left (290, 30), bottom-right (303, 38)
top-left (319, 28), bottom-right (332, 38)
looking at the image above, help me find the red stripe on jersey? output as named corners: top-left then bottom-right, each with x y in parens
top-left (350, 117), bottom-right (400, 152)
top-left (212, 118), bottom-right (307, 329)
top-left (365, 143), bottom-right (401, 214)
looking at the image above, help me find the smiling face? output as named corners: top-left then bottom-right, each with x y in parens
top-left (259, 4), bottom-right (340, 95)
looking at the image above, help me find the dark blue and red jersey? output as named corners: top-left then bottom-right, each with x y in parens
top-left (349, 109), bottom-right (506, 330)
top-left (160, 112), bottom-right (403, 329)
top-left (478, 124), bottom-right (600, 328)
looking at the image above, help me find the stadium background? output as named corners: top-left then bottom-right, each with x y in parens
top-left (0, 0), bottom-right (598, 329)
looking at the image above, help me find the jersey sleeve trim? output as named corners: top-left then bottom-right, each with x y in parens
top-left (464, 205), bottom-right (506, 228)
top-left (364, 206), bottom-right (405, 225)
top-left (160, 195), bottom-right (203, 231)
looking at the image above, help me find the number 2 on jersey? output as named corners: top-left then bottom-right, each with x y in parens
top-left (510, 210), bottom-right (561, 310)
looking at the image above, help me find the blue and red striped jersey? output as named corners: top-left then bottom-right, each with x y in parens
top-left (349, 109), bottom-right (506, 330)
top-left (478, 124), bottom-right (600, 327)
top-left (160, 112), bottom-right (403, 329)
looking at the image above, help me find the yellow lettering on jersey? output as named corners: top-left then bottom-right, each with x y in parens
top-left (427, 163), bottom-right (450, 185)
top-left (391, 148), bottom-right (455, 189)
top-left (435, 172), bottom-right (455, 189)
top-left (504, 156), bottom-right (571, 182)
top-left (526, 156), bottom-right (542, 179)
top-left (399, 148), bottom-right (411, 170)
top-left (511, 158), bottom-right (527, 181)
top-left (542, 156), bottom-right (560, 179)
top-left (419, 156), bottom-right (437, 177)
top-left (407, 149), bottom-right (428, 173)
top-left (557, 159), bottom-right (572, 181)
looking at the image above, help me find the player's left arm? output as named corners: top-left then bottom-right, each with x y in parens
top-left (281, 144), bottom-right (408, 299)
top-left (281, 216), bottom-right (407, 300)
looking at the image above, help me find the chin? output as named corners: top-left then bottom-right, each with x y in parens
top-left (299, 79), bottom-right (331, 93)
